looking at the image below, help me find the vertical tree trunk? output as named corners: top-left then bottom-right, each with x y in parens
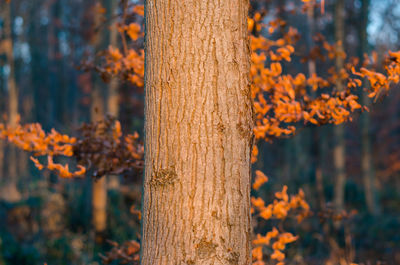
top-left (92, 177), bottom-right (107, 236)
top-left (359, 0), bottom-right (379, 216)
top-left (91, 87), bottom-right (107, 237)
top-left (307, 1), bottom-right (325, 209)
top-left (107, 23), bottom-right (119, 119)
top-left (91, 1), bottom-right (107, 238)
top-left (142, 1), bottom-right (253, 264)
top-left (333, 0), bottom-right (346, 212)
top-left (105, 0), bottom-right (119, 118)
top-left (1, 1), bottom-right (21, 202)
top-left (106, 0), bottom-right (120, 190)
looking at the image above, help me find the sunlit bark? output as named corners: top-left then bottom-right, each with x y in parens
top-left (142, 1), bottom-right (253, 264)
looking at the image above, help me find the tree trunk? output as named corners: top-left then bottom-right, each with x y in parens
top-left (106, 0), bottom-right (120, 190)
top-left (91, 85), bottom-right (107, 237)
top-left (142, 1), bottom-right (253, 264)
top-left (359, 0), bottom-right (379, 216)
top-left (307, 1), bottom-right (325, 209)
top-left (92, 177), bottom-right (107, 235)
top-left (1, 1), bottom-right (21, 203)
top-left (105, 0), bottom-right (119, 118)
top-left (333, 0), bottom-right (346, 212)
top-left (91, 1), bottom-right (107, 238)
top-left (107, 26), bottom-right (119, 119)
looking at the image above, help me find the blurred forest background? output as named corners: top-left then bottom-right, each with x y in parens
top-left (0, 0), bottom-right (399, 264)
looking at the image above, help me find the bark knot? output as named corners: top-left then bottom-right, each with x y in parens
top-left (226, 251), bottom-right (240, 264)
top-left (150, 166), bottom-right (177, 187)
top-left (195, 238), bottom-right (218, 259)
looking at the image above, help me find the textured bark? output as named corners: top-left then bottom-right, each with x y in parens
top-left (359, 0), bottom-right (379, 215)
top-left (333, 0), bottom-right (346, 212)
top-left (142, 1), bottom-right (253, 264)
top-left (1, 1), bottom-right (21, 202)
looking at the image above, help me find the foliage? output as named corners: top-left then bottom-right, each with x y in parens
top-left (0, 116), bottom-right (143, 179)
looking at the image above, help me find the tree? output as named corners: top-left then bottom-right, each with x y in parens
top-left (141, 1), bottom-right (253, 264)
top-left (0, 0), bottom-right (21, 202)
top-left (91, 0), bottom-right (116, 239)
top-left (106, 0), bottom-right (121, 190)
top-left (359, 0), bottom-right (380, 216)
top-left (333, 0), bottom-right (346, 212)
top-left (306, 0), bottom-right (325, 209)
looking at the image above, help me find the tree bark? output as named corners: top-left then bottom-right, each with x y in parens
top-left (142, 1), bottom-right (253, 264)
top-left (333, 0), bottom-right (346, 212)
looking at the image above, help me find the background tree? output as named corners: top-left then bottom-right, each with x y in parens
top-left (0, 0), bottom-right (20, 202)
top-left (333, 0), bottom-right (346, 213)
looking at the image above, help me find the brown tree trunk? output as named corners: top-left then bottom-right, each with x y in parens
top-left (91, 85), bottom-right (107, 237)
top-left (1, 1), bottom-right (21, 203)
top-left (91, 1), bottom-right (107, 238)
top-left (141, 1), bottom-right (253, 264)
top-left (106, 0), bottom-right (119, 118)
top-left (106, 0), bottom-right (120, 190)
top-left (333, 0), bottom-right (346, 212)
top-left (92, 177), bottom-right (107, 235)
top-left (359, 0), bottom-right (379, 216)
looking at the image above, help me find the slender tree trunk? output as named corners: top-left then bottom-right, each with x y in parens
top-left (1, 1), bottom-right (21, 202)
top-left (106, 0), bottom-right (120, 190)
top-left (333, 0), bottom-right (346, 212)
top-left (359, 0), bottom-right (379, 216)
top-left (91, 1), bottom-right (107, 238)
top-left (107, 25), bottom-right (119, 118)
top-left (307, 1), bottom-right (325, 209)
top-left (105, 0), bottom-right (119, 118)
top-left (17, 2), bottom-right (35, 182)
top-left (91, 85), bottom-right (107, 237)
top-left (92, 177), bottom-right (107, 236)
top-left (142, 1), bottom-right (253, 264)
